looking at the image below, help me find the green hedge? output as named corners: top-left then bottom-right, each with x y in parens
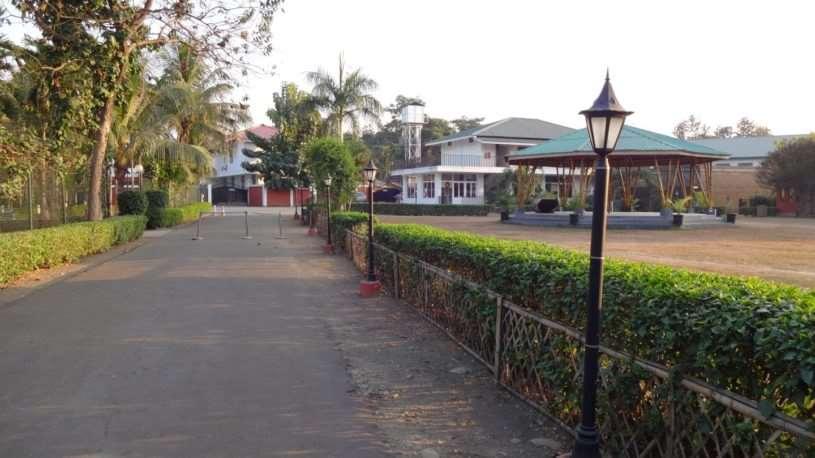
top-left (373, 223), bottom-right (815, 420)
top-left (329, 211), bottom-right (375, 251)
top-left (153, 202), bottom-right (212, 228)
top-left (146, 190), bottom-right (170, 229)
top-left (349, 202), bottom-right (491, 216)
top-left (0, 215), bottom-right (147, 286)
top-left (117, 191), bottom-right (148, 215)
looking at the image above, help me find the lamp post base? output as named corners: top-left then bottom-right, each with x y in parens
top-left (294, 212), bottom-right (300, 220)
top-left (572, 425), bottom-right (601, 458)
top-left (359, 280), bottom-right (381, 297)
top-left (323, 243), bottom-right (335, 254)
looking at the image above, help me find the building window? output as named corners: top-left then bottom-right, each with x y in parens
top-left (422, 174), bottom-right (435, 198)
top-left (406, 176), bottom-right (417, 199)
top-left (442, 174), bottom-right (477, 199)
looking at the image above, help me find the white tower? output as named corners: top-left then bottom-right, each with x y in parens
top-left (400, 104), bottom-right (424, 161)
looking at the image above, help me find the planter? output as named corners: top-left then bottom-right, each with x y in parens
top-left (500, 210), bottom-right (509, 221)
top-left (660, 208), bottom-right (673, 218)
top-left (569, 213), bottom-right (580, 226)
top-left (672, 213), bottom-right (684, 227)
top-left (726, 213), bottom-right (737, 224)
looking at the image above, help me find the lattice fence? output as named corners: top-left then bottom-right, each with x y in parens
top-left (343, 230), bottom-right (815, 457)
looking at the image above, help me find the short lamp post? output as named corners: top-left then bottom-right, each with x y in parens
top-left (308, 185), bottom-right (318, 235)
top-left (294, 182), bottom-right (300, 220)
top-left (323, 175), bottom-right (334, 254)
top-left (572, 71), bottom-right (632, 458)
top-left (359, 160), bottom-right (381, 297)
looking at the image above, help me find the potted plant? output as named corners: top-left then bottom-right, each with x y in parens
top-left (671, 196), bottom-right (692, 226)
top-left (659, 198), bottom-right (674, 218)
top-left (563, 196), bottom-right (585, 225)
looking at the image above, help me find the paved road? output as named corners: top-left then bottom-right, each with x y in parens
top-left (0, 214), bottom-right (387, 457)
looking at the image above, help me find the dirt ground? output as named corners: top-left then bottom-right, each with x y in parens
top-left (378, 215), bottom-right (815, 289)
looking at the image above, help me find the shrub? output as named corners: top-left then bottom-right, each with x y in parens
top-left (373, 223), bottom-right (815, 419)
top-left (0, 215), bottom-right (147, 286)
top-left (117, 191), bottom-right (148, 215)
top-left (330, 211), bottom-right (374, 251)
top-left (145, 190), bottom-right (170, 229)
top-left (152, 202), bottom-right (212, 228)
top-left (349, 203), bottom-right (490, 216)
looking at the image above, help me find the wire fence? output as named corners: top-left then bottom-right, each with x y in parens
top-left (0, 165), bottom-right (206, 233)
top-left (343, 229), bottom-right (815, 457)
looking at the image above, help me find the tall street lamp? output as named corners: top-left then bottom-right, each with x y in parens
top-left (572, 71), bottom-right (632, 458)
top-left (323, 175), bottom-right (334, 254)
top-left (308, 185), bottom-right (318, 236)
top-left (359, 160), bottom-right (381, 297)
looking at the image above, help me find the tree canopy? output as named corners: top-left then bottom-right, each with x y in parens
top-left (674, 114), bottom-right (770, 139)
top-left (757, 135), bottom-right (815, 215)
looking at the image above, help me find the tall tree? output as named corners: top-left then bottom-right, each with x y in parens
top-left (450, 116), bottom-right (484, 132)
top-left (735, 117), bottom-right (771, 137)
top-left (757, 135), bottom-right (815, 216)
top-left (306, 54), bottom-right (382, 141)
top-left (12, 0), bottom-right (284, 220)
top-left (242, 82), bottom-right (320, 188)
top-left (303, 137), bottom-right (360, 207)
top-left (673, 115), bottom-right (711, 139)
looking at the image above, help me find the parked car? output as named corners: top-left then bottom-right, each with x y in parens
top-left (374, 188), bottom-right (400, 203)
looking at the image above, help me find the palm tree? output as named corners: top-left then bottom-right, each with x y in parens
top-left (306, 54), bottom-right (382, 141)
top-left (111, 44), bottom-right (249, 192)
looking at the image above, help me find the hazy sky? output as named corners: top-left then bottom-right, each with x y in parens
top-left (6, 0), bottom-right (815, 136)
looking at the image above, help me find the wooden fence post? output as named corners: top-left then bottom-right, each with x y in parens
top-left (494, 295), bottom-right (503, 383)
top-left (393, 252), bottom-right (400, 299)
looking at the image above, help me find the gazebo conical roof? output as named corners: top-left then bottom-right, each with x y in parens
top-left (507, 125), bottom-right (729, 167)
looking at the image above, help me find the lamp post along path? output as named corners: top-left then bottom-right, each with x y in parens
top-left (572, 71), bottom-right (632, 458)
top-left (323, 176), bottom-right (334, 254)
top-left (360, 160), bottom-right (382, 297)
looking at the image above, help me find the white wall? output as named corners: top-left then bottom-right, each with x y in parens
top-left (440, 139), bottom-right (495, 167)
top-left (212, 141), bottom-right (263, 178)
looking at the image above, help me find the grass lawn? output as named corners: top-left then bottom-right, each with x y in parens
top-left (378, 214), bottom-right (815, 289)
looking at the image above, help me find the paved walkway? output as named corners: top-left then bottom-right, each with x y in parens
top-left (0, 214), bottom-right (566, 457)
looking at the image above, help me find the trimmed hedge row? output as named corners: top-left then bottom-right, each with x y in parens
top-left (373, 223), bottom-right (815, 420)
top-left (329, 211), bottom-right (375, 251)
top-left (117, 191), bottom-right (149, 215)
top-left (153, 202), bottom-right (213, 228)
top-left (350, 202), bottom-right (491, 216)
top-left (0, 215), bottom-right (147, 286)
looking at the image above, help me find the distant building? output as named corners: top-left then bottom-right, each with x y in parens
top-left (690, 134), bottom-right (808, 213)
top-left (209, 124), bottom-right (309, 207)
top-left (391, 117), bottom-right (574, 205)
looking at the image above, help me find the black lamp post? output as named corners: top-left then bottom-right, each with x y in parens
top-left (308, 185), bottom-right (317, 235)
top-left (572, 71), bottom-right (632, 458)
top-left (323, 175), bottom-right (334, 254)
top-left (359, 160), bottom-right (382, 297)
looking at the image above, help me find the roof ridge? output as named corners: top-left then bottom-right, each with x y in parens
top-left (472, 118), bottom-right (509, 136)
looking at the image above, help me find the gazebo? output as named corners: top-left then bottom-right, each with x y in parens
top-left (505, 125), bottom-right (730, 228)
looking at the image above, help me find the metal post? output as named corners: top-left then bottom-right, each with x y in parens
top-left (28, 170), bottom-right (34, 230)
top-left (325, 186), bottom-right (333, 249)
top-left (192, 212), bottom-right (203, 240)
top-left (573, 155), bottom-right (610, 458)
top-left (275, 212), bottom-right (286, 239)
top-left (241, 210), bottom-right (252, 239)
top-left (367, 181), bottom-right (376, 281)
top-left (62, 175), bottom-right (68, 225)
top-left (494, 295), bottom-right (503, 383)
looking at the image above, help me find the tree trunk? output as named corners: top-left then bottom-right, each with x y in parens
top-left (87, 92), bottom-right (117, 221)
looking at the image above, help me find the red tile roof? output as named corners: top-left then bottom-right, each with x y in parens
top-left (232, 124), bottom-right (278, 142)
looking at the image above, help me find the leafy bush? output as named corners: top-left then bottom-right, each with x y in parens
top-left (152, 202), bottom-right (212, 228)
top-left (68, 203), bottom-right (87, 221)
top-left (373, 223), bottom-right (815, 420)
top-left (330, 211), bottom-right (374, 251)
top-left (117, 191), bottom-right (148, 215)
top-left (145, 190), bottom-right (170, 229)
top-left (0, 215), bottom-right (147, 286)
top-left (349, 203), bottom-right (490, 216)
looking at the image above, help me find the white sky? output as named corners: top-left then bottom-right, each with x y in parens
top-left (6, 0), bottom-right (815, 136)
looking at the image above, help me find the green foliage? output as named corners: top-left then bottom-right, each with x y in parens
top-left (349, 203), bottom-right (490, 216)
top-left (563, 196), bottom-right (585, 211)
top-left (145, 190), bottom-right (169, 229)
top-left (0, 215), bottom-right (146, 286)
top-left (117, 191), bottom-right (148, 215)
top-left (692, 191), bottom-right (710, 209)
top-left (329, 211), bottom-right (373, 251)
top-left (373, 223), bottom-right (815, 420)
top-left (669, 196), bottom-right (693, 213)
top-left (303, 137), bottom-right (360, 207)
top-left (151, 202), bottom-right (211, 229)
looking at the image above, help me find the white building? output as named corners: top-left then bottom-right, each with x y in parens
top-left (391, 117), bottom-right (574, 205)
top-left (210, 124), bottom-right (309, 206)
